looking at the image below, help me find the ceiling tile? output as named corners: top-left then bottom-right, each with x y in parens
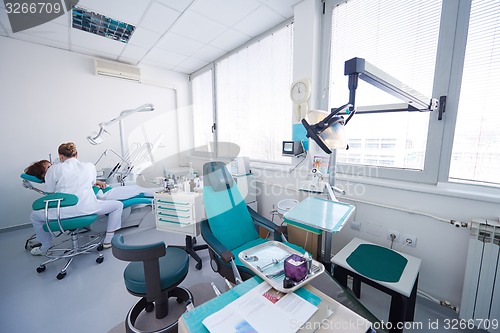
top-left (155, 32), bottom-right (203, 55)
top-left (232, 5), bottom-right (284, 37)
top-left (119, 44), bottom-right (149, 62)
top-left (191, 44), bottom-right (226, 62)
top-left (7, 33), bottom-right (68, 50)
top-left (138, 2), bottom-right (180, 35)
top-left (127, 27), bottom-right (161, 49)
top-left (211, 28), bottom-right (251, 52)
top-left (154, 0), bottom-right (193, 13)
top-left (70, 45), bottom-right (119, 61)
top-left (176, 56), bottom-right (208, 72)
top-left (77, 0), bottom-right (151, 25)
top-left (17, 20), bottom-right (69, 45)
top-left (266, 0), bottom-right (301, 18)
top-left (142, 47), bottom-right (186, 66)
top-left (71, 28), bottom-right (126, 56)
top-left (170, 10), bottom-right (227, 44)
top-left (141, 58), bottom-right (175, 71)
top-left (190, 0), bottom-right (261, 27)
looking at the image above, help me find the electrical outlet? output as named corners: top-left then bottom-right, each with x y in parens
top-left (403, 234), bottom-right (417, 247)
top-left (387, 229), bottom-right (400, 243)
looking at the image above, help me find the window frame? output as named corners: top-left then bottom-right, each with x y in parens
top-left (190, 18), bottom-right (295, 164)
top-left (321, 0), bottom-right (469, 185)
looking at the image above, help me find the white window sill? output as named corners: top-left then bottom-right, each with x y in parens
top-left (335, 173), bottom-right (500, 204)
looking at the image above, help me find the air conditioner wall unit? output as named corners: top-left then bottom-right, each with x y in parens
top-left (94, 59), bottom-right (141, 82)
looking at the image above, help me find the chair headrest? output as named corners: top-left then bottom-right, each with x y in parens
top-left (21, 173), bottom-right (44, 184)
top-left (203, 162), bottom-right (234, 192)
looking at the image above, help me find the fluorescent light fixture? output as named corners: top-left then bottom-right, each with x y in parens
top-left (72, 6), bottom-right (136, 43)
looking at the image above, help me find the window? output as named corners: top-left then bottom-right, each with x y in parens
top-left (191, 68), bottom-right (214, 151)
top-left (449, 0), bottom-right (500, 186)
top-left (327, 0), bottom-right (442, 174)
top-left (215, 23), bottom-right (294, 162)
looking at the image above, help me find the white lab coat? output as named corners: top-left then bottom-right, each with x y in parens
top-left (31, 158), bottom-right (123, 251)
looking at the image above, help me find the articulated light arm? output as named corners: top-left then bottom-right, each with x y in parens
top-left (87, 103), bottom-right (154, 157)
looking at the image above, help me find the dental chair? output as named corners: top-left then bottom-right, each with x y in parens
top-left (21, 173), bottom-right (153, 250)
top-left (32, 192), bottom-right (103, 280)
top-left (200, 162), bottom-right (386, 332)
top-left (200, 161), bottom-right (304, 284)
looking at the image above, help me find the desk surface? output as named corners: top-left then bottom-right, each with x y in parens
top-left (331, 238), bottom-right (421, 297)
top-left (284, 197), bottom-right (355, 234)
top-left (178, 275), bottom-right (372, 333)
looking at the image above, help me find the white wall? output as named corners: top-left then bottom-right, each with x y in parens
top-left (250, 0), bottom-right (500, 309)
top-left (0, 36), bottom-right (190, 230)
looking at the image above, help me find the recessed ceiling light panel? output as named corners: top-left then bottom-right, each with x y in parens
top-left (72, 6), bottom-right (135, 43)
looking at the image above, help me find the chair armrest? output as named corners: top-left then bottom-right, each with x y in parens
top-left (247, 206), bottom-right (283, 241)
top-left (200, 219), bottom-right (234, 263)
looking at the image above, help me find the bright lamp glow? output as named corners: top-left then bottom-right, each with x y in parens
top-left (302, 104), bottom-right (352, 154)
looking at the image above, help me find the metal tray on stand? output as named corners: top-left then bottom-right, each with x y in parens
top-left (238, 241), bottom-right (324, 293)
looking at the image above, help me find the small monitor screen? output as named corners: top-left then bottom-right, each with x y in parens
top-left (284, 142), bottom-right (293, 152)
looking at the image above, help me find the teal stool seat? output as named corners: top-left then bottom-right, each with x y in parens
top-left (124, 247), bottom-right (189, 294)
top-left (112, 235), bottom-right (193, 333)
top-left (31, 192), bottom-right (103, 280)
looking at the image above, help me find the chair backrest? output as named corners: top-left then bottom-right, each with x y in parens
top-left (111, 234), bottom-right (166, 262)
top-left (202, 162), bottom-right (259, 251)
top-left (32, 193), bottom-right (78, 211)
top-left (111, 235), bottom-right (166, 300)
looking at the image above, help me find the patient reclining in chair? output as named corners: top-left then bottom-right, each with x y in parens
top-left (25, 143), bottom-right (162, 256)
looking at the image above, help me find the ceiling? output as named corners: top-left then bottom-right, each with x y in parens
top-left (0, 0), bottom-right (301, 75)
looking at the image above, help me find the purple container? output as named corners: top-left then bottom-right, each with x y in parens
top-left (284, 254), bottom-right (308, 282)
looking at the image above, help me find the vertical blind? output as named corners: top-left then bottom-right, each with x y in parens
top-left (215, 23), bottom-right (293, 162)
top-left (192, 68), bottom-right (214, 151)
top-left (329, 0), bottom-right (442, 170)
top-left (449, 0), bottom-right (500, 185)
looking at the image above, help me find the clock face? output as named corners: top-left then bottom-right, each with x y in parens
top-left (291, 79), bottom-right (311, 104)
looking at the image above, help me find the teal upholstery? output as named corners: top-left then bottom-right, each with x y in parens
top-left (201, 161), bottom-right (308, 284)
top-left (21, 173), bottom-right (44, 183)
top-left (32, 193), bottom-right (98, 232)
top-left (111, 235), bottom-right (193, 331)
top-left (92, 186), bottom-right (153, 208)
top-left (203, 185), bottom-right (259, 251)
top-left (31, 193), bottom-right (103, 279)
top-left (120, 193), bottom-right (153, 209)
top-left (124, 247), bottom-right (189, 294)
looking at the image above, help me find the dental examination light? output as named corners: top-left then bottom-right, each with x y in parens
top-left (87, 103), bottom-right (154, 157)
top-left (301, 103), bottom-right (353, 155)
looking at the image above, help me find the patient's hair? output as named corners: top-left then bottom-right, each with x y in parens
top-left (58, 142), bottom-right (78, 158)
top-left (25, 160), bottom-right (51, 180)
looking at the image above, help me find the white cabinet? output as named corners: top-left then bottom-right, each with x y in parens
top-left (154, 191), bottom-right (204, 237)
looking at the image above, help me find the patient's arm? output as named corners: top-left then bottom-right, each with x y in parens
top-left (94, 180), bottom-right (107, 189)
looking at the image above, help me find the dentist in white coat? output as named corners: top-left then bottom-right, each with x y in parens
top-left (30, 142), bottom-right (123, 255)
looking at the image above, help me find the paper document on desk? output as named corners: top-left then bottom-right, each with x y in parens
top-left (202, 282), bottom-right (317, 333)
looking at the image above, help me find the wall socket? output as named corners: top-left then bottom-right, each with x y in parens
top-left (403, 234), bottom-right (417, 247)
top-left (387, 229), bottom-right (400, 243)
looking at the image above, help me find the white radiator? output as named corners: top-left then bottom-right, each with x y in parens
top-left (460, 219), bottom-right (500, 332)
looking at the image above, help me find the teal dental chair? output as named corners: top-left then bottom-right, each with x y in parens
top-left (21, 173), bottom-right (153, 249)
top-left (32, 192), bottom-right (103, 280)
top-left (111, 235), bottom-right (193, 333)
top-left (200, 161), bottom-right (304, 284)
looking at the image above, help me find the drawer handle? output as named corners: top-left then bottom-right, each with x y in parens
top-left (158, 206), bottom-right (190, 213)
top-left (158, 218), bottom-right (190, 225)
top-left (157, 199), bottom-right (189, 205)
top-left (158, 212), bottom-right (190, 219)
